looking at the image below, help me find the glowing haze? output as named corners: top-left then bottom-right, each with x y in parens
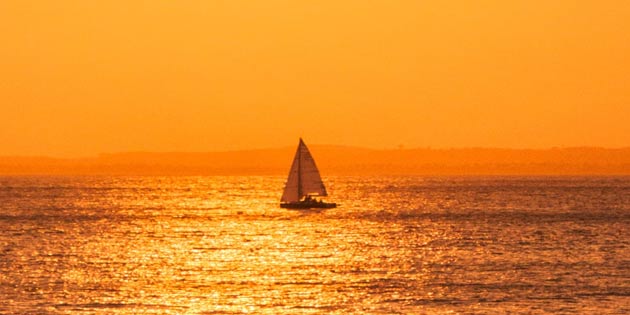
top-left (1, 1), bottom-right (629, 157)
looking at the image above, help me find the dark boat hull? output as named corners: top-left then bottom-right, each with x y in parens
top-left (280, 202), bottom-right (337, 209)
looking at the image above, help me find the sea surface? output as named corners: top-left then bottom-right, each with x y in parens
top-left (0, 176), bottom-right (628, 314)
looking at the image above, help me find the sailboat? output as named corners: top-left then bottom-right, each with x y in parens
top-left (280, 138), bottom-right (337, 209)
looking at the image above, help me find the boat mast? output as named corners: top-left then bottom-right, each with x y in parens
top-left (297, 139), bottom-right (302, 199)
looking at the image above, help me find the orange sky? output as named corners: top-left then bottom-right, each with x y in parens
top-left (1, 1), bottom-right (629, 157)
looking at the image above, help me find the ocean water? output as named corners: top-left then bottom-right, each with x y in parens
top-left (0, 176), bottom-right (628, 314)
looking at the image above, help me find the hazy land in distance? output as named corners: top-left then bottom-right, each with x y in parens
top-left (1, 146), bottom-right (629, 176)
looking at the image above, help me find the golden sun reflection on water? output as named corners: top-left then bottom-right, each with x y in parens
top-left (1, 176), bottom-right (628, 314)
top-left (76, 207), bottom-right (451, 313)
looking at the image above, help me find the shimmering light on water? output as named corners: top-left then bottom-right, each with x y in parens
top-left (0, 176), bottom-right (629, 314)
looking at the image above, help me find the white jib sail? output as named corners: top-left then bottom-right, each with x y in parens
top-left (281, 138), bottom-right (328, 203)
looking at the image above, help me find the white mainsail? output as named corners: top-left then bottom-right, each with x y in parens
top-left (281, 138), bottom-right (328, 203)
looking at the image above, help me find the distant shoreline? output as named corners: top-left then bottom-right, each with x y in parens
top-left (1, 146), bottom-right (629, 176)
